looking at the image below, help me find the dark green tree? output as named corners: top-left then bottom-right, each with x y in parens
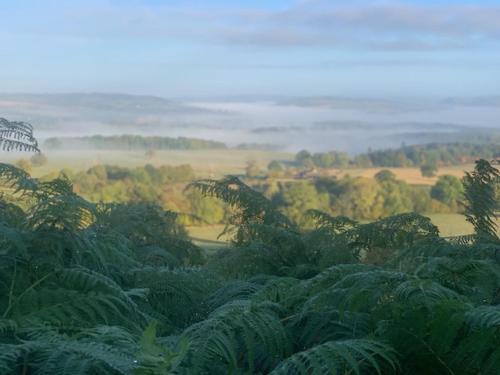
top-left (463, 159), bottom-right (499, 241)
top-left (420, 160), bottom-right (438, 177)
top-left (431, 175), bottom-right (464, 209)
top-left (374, 169), bottom-right (397, 183)
top-left (268, 160), bottom-right (284, 172)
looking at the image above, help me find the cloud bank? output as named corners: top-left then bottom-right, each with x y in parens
top-left (4, 0), bottom-right (500, 51)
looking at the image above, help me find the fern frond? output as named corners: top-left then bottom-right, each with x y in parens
top-left (271, 339), bottom-right (398, 375)
top-left (463, 159), bottom-right (499, 242)
top-left (8, 268), bottom-right (146, 332)
top-left (351, 213), bottom-right (439, 250)
top-left (29, 177), bottom-right (96, 231)
top-left (415, 257), bottom-right (500, 303)
top-left (208, 280), bottom-right (262, 309)
top-left (190, 176), bottom-right (293, 244)
top-left (0, 162), bottom-right (38, 194)
top-left (29, 334), bottom-right (136, 375)
top-left (465, 305), bottom-right (500, 329)
top-left (302, 264), bottom-right (377, 295)
top-left (0, 118), bottom-right (39, 153)
top-left (306, 210), bottom-right (357, 233)
top-left (182, 300), bottom-right (290, 373)
top-left (134, 321), bottom-right (189, 374)
top-left (130, 267), bottom-right (219, 330)
top-left (0, 344), bottom-right (24, 373)
top-left (303, 270), bottom-right (407, 315)
top-left (394, 278), bottom-right (463, 306)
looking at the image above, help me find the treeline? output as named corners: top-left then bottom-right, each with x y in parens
top-left (49, 164), bottom-right (465, 225)
top-left (44, 134), bottom-right (228, 150)
top-left (294, 142), bottom-right (500, 169)
top-left (263, 170), bottom-right (463, 224)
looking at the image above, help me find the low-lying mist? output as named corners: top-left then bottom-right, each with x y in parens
top-left (1, 93), bottom-right (498, 154)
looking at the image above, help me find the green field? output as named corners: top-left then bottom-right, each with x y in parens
top-left (425, 213), bottom-right (474, 237)
top-left (187, 225), bottom-right (229, 252)
top-left (187, 214), bottom-right (491, 250)
top-left (3, 149), bottom-right (473, 184)
top-left (2, 149), bottom-right (294, 178)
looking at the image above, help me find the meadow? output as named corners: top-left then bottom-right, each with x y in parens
top-left (325, 165), bottom-right (473, 186)
top-left (4, 148), bottom-right (472, 183)
top-left (187, 213), bottom-right (499, 248)
top-left (2, 149), bottom-right (294, 178)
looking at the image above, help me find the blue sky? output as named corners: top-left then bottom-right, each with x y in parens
top-left (1, 0), bottom-right (500, 98)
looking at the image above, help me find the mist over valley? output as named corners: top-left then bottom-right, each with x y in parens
top-left (1, 93), bottom-right (498, 154)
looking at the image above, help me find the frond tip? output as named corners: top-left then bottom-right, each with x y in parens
top-left (0, 118), bottom-right (40, 153)
top-left (270, 339), bottom-right (398, 375)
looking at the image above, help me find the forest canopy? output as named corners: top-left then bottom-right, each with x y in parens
top-left (293, 142), bottom-right (500, 169)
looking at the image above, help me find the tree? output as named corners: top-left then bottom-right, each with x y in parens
top-left (378, 179), bottom-right (414, 216)
top-left (295, 150), bottom-right (314, 168)
top-left (420, 161), bottom-right (438, 177)
top-left (245, 160), bottom-right (261, 178)
top-left (312, 152), bottom-right (335, 168)
top-left (278, 181), bottom-right (330, 226)
top-left (268, 160), bottom-right (284, 172)
top-left (30, 152), bottom-right (48, 167)
top-left (332, 177), bottom-right (384, 219)
top-left (374, 169), bottom-right (397, 183)
top-left (431, 175), bottom-right (464, 210)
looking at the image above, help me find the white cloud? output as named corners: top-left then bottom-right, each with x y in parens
top-left (2, 1), bottom-right (500, 50)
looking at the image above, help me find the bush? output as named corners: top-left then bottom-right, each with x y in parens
top-left (30, 153), bottom-right (48, 167)
top-left (431, 175), bottom-right (464, 209)
top-left (420, 161), bottom-right (438, 177)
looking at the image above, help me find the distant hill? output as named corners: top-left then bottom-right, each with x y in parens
top-left (0, 93), bottom-right (207, 114)
top-left (0, 92), bottom-right (213, 130)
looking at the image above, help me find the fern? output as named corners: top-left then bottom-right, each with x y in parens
top-left (0, 159), bottom-right (499, 374)
top-left (190, 176), bottom-right (293, 244)
top-left (463, 159), bottom-right (499, 242)
top-left (270, 339), bottom-right (398, 375)
top-left (181, 300), bottom-right (291, 373)
top-left (134, 322), bottom-right (189, 375)
top-left (0, 118), bottom-right (39, 152)
top-left (465, 305), bottom-right (500, 329)
top-left (306, 209), bottom-right (357, 233)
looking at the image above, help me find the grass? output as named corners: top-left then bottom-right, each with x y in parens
top-left (2, 149), bottom-right (294, 178)
top-left (426, 213), bottom-right (500, 237)
top-left (187, 225), bottom-right (229, 253)
top-left (187, 214), bottom-right (493, 251)
top-left (322, 165), bottom-right (472, 186)
top-left (4, 149), bottom-right (473, 185)
top-left (425, 213), bottom-right (474, 237)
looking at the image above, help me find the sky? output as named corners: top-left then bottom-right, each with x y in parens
top-left (1, 0), bottom-right (500, 98)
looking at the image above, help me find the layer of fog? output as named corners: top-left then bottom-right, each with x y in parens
top-left (0, 93), bottom-right (498, 154)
